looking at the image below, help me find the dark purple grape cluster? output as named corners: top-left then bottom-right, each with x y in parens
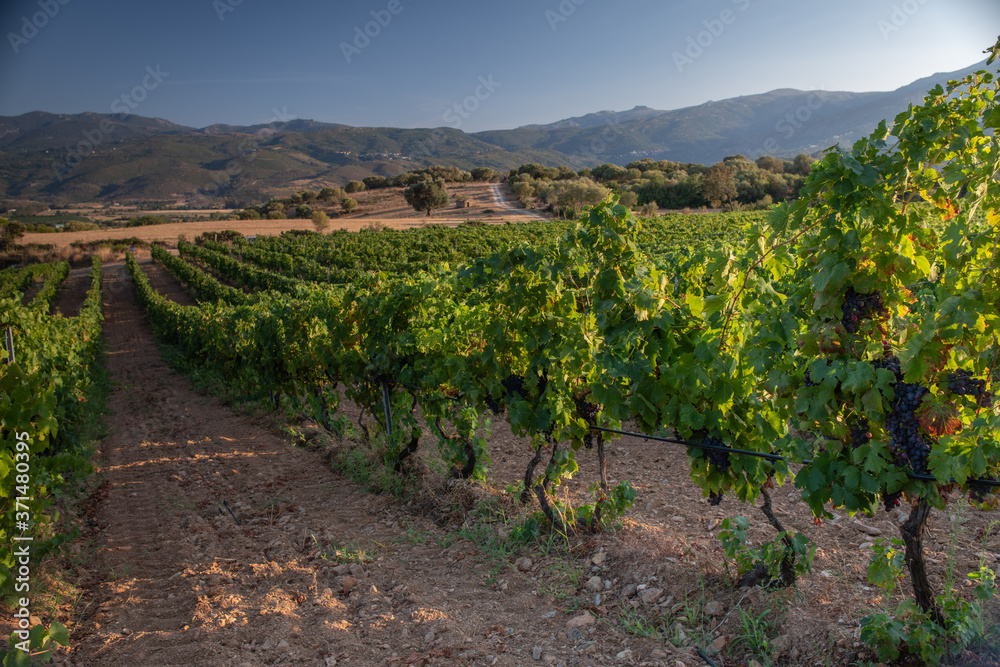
top-left (501, 374), bottom-right (527, 400)
top-left (574, 395), bottom-right (600, 422)
top-left (804, 368), bottom-right (818, 388)
top-left (947, 369), bottom-right (992, 407)
top-left (970, 477), bottom-right (998, 503)
top-left (709, 491), bottom-right (723, 506)
top-left (883, 491), bottom-right (902, 512)
top-left (841, 287), bottom-right (886, 333)
top-left (693, 431), bottom-right (730, 474)
top-left (575, 395), bottom-right (601, 450)
top-left (948, 369), bottom-right (986, 397)
top-left (970, 477), bottom-right (998, 504)
top-left (886, 382), bottom-right (931, 474)
top-left (850, 418), bottom-right (871, 449)
top-left (873, 355), bottom-right (903, 382)
top-left (484, 394), bottom-right (504, 415)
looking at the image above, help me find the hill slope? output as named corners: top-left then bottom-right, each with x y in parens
top-left (473, 61), bottom-right (987, 164)
top-left (0, 60), bottom-right (986, 204)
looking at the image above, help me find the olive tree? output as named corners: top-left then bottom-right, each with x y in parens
top-left (404, 178), bottom-right (450, 216)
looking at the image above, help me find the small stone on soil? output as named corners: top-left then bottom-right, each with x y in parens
top-left (566, 612), bottom-right (596, 629)
top-left (704, 601), bottom-right (724, 616)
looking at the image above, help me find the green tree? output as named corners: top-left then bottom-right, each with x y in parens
top-left (363, 176), bottom-right (389, 190)
top-left (591, 163), bottom-right (629, 183)
top-left (546, 178), bottom-right (608, 218)
top-left (318, 187), bottom-right (346, 202)
top-left (755, 155), bottom-right (785, 174)
top-left (294, 204), bottom-right (312, 219)
top-left (618, 190), bottom-right (639, 209)
top-left (791, 153), bottom-right (816, 176)
top-left (701, 163), bottom-right (738, 210)
top-left (345, 180), bottom-right (366, 193)
top-left (311, 209), bottom-right (330, 231)
top-left (404, 179), bottom-right (450, 216)
top-left (0, 219), bottom-right (26, 250)
top-left (470, 167), bottom-right (499, 182)
top-left (341, 197), bottom-right (358, 214)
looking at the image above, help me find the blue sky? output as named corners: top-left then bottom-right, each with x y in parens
top-left (0, 0), bottom-right (996, 131)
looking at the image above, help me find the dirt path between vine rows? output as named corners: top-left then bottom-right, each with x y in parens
top-left (57, 262), bottom-right (690, 666)
top-left (45, 259), bottom-right (1000, 667)
top-left (53, 266), bottom-right (96, 317)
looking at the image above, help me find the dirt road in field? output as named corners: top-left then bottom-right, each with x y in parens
top-left (488, 184), bottom-right (547, 220)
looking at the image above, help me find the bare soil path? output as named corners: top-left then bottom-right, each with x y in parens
top-left (60, 262), bottom-right (669, 667)
top-left (53, 266), bottom-right (95, 317)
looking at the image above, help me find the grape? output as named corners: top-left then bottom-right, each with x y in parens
top-left (484, 395), bottom-right (504, 415)
top-left (970, 477), bottom-right (998, 504)
top-left (574, 394), bottom-right (601, 450)
top-left (709, 491), bottom-right (723, 506)
top-left (841, 287), bottom-right (887, 334)
top-left (945, 370), bottom-right (994, 408)
top-left (693, 430), bottom-right (730, 475)
top-left (873, 355), bottom-right (903, 382)
top-left (849, 418), bottom-right (870, 449)
top-left (883, 491), bottom-right (902, 512)
top-left (574, 395), bottom-right (600, 423)
top-left (501, 373), bottom-right (527, 400)
top-left (885, 382), bottom-right (931, 474)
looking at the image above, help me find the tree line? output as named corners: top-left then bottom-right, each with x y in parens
top-left (219, 153), bottom-right (816, 222)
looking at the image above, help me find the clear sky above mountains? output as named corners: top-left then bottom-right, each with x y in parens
top-left (0, 0), bottom-right (996, 132)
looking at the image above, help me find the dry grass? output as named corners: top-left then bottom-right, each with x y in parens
top-left (19, 184), bottom-right (548, 249)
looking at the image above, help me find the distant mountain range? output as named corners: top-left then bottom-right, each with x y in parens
top-left (0, 60), bottom-right (986, 204)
